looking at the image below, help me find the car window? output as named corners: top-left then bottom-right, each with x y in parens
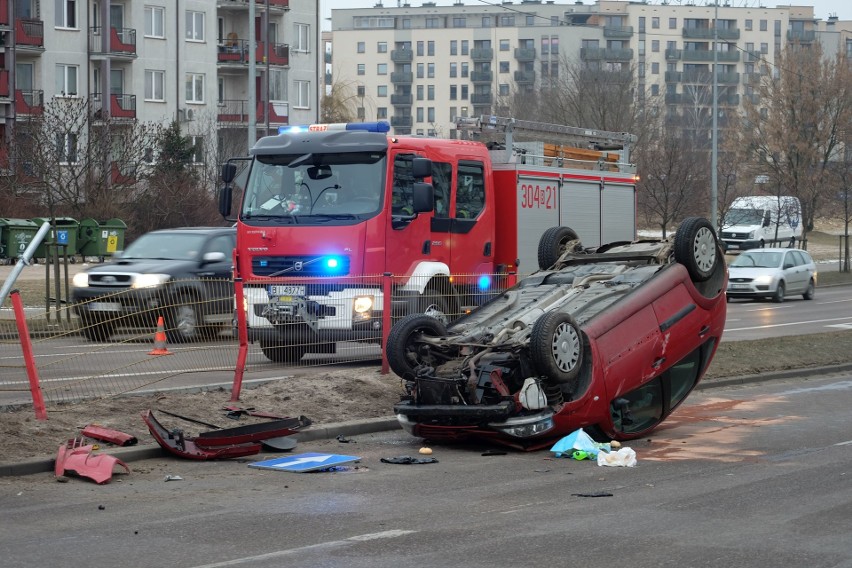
top-left (782, 251), bottom-right (796, 269)
top-left (790, 250), bottom-right (808, 266)
top-left (205, 234), bottom-right (235, 258)
top-left (122, 233), bottom-right (209, 260)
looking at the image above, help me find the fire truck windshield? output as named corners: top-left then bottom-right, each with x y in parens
top-left (241, 151), bottom-right (386, 221)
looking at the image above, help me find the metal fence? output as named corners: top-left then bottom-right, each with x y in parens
top-left (0, 273), bottom-right (513, 409)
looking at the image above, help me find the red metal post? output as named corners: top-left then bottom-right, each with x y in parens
top-left (230, 278), bottom-right (249, 401)
top-left (10, 290), bottom-right (47, 420)
top-left (381, 273), bottom-right (392, 375)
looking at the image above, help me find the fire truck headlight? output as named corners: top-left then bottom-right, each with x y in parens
top-left (353, 295), bottom-right (374, 321)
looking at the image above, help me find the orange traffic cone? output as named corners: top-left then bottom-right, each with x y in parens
top-left (148, 316), bottom-right (172, 356)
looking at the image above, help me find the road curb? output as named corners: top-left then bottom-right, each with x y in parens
top-left (3, 363), bottom-right (852, 477)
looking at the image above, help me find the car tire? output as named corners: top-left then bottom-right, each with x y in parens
top-left (418, 287), bottom-right (454, 326)
top-left (537, 226), bottom-right (580, 271)
top-left (530, 311), bottom-right (584, 385)
top-left (386, 313), bottom-right (448, 379)
top-left (803, 279), bottom-right (815, 300)
top-left (674, 217), bottom-right (719, 282)
top-left (80, 314), bottom-right (115, 342)
top-left (168, 300), bottom-right (202, 343)
top-left (260, 337), bottom-right (308, 364)
top-left (773, 281), bottom-right (786, 303)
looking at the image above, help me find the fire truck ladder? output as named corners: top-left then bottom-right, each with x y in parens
top-left (454, 115), bottom-right (637, 173)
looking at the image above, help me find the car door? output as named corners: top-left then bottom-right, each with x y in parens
top-left (197, 232), bottom-right (236, 318)
top-left (782, 250), bottom-right (807, 294)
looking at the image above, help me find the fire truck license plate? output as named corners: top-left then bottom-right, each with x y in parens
top-left (268, 285), bottom-right (306, 298)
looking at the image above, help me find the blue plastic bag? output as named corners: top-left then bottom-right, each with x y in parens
top-left (550, 428), bottom-right (611, 459)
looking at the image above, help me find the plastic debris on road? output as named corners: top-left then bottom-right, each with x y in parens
top-left (550, 428), bottom-right (611, 459)
top-left (597, 447), bottom-right (637, 467)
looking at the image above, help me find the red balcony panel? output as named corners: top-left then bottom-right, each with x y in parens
top-left (256, 101), bottom-right (287, 124)
top-left (0, 0), bottom-right (9, 26)
top-left (15, 18), bottom-right (44, 47)
top-left (267, 0), bottom-right (289, 7)
top-left (110, 94), bottom-right (136, 119)
top-left (109, 27), bottom-right (136, 54)
top-left (111, 161), bottom-right (135, 184)
top-left (0, 70), bottom-right (9, 98)
top-left (255, 42), bottom-right (289, 66)
top-left (218, 38), bottom-right (247, 62)
top-left (15, 89), bottom-right (43, 115)
top-left (217, 99), bottom-right (248, 123)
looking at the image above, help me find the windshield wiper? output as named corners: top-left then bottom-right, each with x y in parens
top-left (242, 214), bottom-right (299, 224)
top-left (298, 213), bottom-right (358, 221)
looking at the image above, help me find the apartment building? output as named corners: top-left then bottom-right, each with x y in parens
top-left (329, 0), bottom-right (852, 138)
top-left (0, 0), bottom-right (319, 173)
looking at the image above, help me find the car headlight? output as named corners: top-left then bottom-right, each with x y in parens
top-left (753, 274), bottom-right (775, 286)
top-left (353, 295), bottom-right (374, 322)
top-left (490, 411), bottom-right (555, 438)
top-left (132, 274), bottom-right (171, 289)
top-left (71, 273), bottom-right (89, 288)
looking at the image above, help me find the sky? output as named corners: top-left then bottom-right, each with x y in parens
top-left (321, 0), bottom-right (852, 30)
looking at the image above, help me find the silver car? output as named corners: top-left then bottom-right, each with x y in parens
top-left (726, 248), bottom-right (817, 303)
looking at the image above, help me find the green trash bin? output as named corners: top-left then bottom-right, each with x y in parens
top-left (78, 218), bottom-right (127, 261)
top-left (31, 217), bottom-right (80, 263)
top-left (0, 218), bottom-right (39, 264)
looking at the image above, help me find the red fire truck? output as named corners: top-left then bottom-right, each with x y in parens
top-left (218, 116), bottom-right (638, 363)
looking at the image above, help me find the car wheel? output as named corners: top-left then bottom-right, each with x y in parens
top-left (772, 281), bottom-right (786, 303)
top-left (80, 314), bottom-right (115, 342)
top-left (260, 337), bottom-right (308, 364)
top-left (530, 311), bottom-right (584, 385)
top-left (168, 301), bottom-right (201, 343)
top-left (674, 217), bottom-right (718, 282)
top-left (537, 226), bottom-right (580, 271)
top-left (418, 288), bottom-right (454, 326)
top-left (386, 313), bottom-right (448, 379)
top-left (803, 279), bottom-right (815, 300)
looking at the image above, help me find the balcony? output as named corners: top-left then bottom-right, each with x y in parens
top-left (471, 48), bottom-right (493, 61)
top-left (391, 49), bottom-right (413, 62)
top-left (257, 42), bottom-right (289, 66)
top-left (665, 71), bottom-right (681, 83)
top-left (390, 93), bottom-right (412, 105)
top-left (664, 93), bottom-right (682, 105)
top-left (215, 39), bottom-right (288, 66)
top-left (111, 161), bottom-right (136, 185)
top-left (218, 0), bottom-right (289, 9)
top-left (742, 72), bottom-right (762, 86)
top-left (514, 70), bottom-right (535, 83)
top-left (787, 30), bottom-right (816, 43)
top-left (716, 72), bottom-right (740, 84)
top-left (218, 39), bottom-right (248, 62)
top-left (89, 27), bottom-right (137, 57)
top-left (471, 71), bottom-right (492, 83)
top-left (15, 89), bottom-right (43, 115)
top-left (471, 93), bottom-right (492, 104)
top-left (581, 47), bottom-right (633, 61)
top-left (744, 50), bottom-right (761, 62)
top-left (718, 94), bottom-right (739, 106)
top-left (682, 27), bottom-right (740, 40)
top-left (15, 18), bottom-right (44, 48)
top-left (682, 50), bottom-right (739, 62)
top-left (216, 99), bottom-right (287, 124)
top-left (603, 25), bottom-right (633, 39)
top-left (390, 116), bottom-right (412, 127)
top-left (0, 69), bottom-right (8, 98)
top-left (391, 71), bottom-right (413, 84)
top-left (514, 47), bottom-right (536, 61)
top-left (92, 93), bottom-right (137, 120)
top-left (0, 0), bottom-right (8, 26)
top-left (665, 48), bottom-right (682, 60)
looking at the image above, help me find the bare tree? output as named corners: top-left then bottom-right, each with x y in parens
top-left (320, 76), bottom-right (364, 124)
top-left (743, 43), bottom-right (852, 247)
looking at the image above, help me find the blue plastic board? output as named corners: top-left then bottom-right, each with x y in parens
top-left (248, 452), bottom-right (361, 473)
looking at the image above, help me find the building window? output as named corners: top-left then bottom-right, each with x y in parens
top-left (426, 17), bottom-right (439, 28)
top-left (357, 63), bottom-right (365, 75)
top-left (417, 107), bottom-right (424, 122)
top-left (189, 136), bottom-right (204, 164)
top-left (638, 17), bottom-right (645, 33)
top-left (450, 62), bottom-right (457, 78)
top-left (745, 19), bottom-right (752, 31)
top-left (453, 16), bottom-right (466, 28)
top-left (417, 85), bottom-right (424, 100)
top-left (55, 0), bottom-right (77, 28)
top-left (651, 83), bottom-right (659, 96)
top-left (638, 40), bottom-right (645, 56)
top-left (482, 16), bottom-right (491, 28)
top-left (377, 85), bottom-right (387, 97)
top-left (651, 62), bottom-right (659, 74)
top-left (377, 63), bottom-right (387, 75)
top-left (428, 41), bottom-right (435, 56)
top-left (499, 83), bottom-right (509, 96)
top-left (186, 73), bottom-right (204, 103)
top-left (652, 17), bottom-right (659, 29)
top-left (377, 107), bottom-right (387, 119)
top-left (417, 63), bottom-right (424, 79)
top-left (499, 15), bottom-right (514, 26)
top-left (428, 107), bottom-right (435, 122)
top-left (417, 41), bottom-right (424, 56)
top-left (357, 41), bottom-right (365, 53)
top-left (500, 39), bottom-right (510, 51)
top-left (427, 63), bottom-right (435, 78)
top-left (450, 85), bottom-right (457, 100)
top-left (461, 84), bottom-right (468, 99)
top-left (461, 62), bottom-right (469, 78)
top-left (402, 18), bottom-right (411, 29)
top-left (186, 10), bottom-right (204, 41)
top-left (377, 41), bottom-right (387, 53)
top-left (428, 85), bottom-right (435, 100)
top-left (145, 6), bottom-right (165, 38)
top-left (461, 40), bottom-right (469, 55)
top-left (652, 39), bottom-right (659, 52)
top-left (56, 133), bottom-right (78, 164)
top-left (295, 80), bottom-right (310, 108)
top-left (669, 17), bottom-right (676, 30)
top-left (294, 23), bottom-right (310, 52)
top-left (55, 64), bottom-right (78, 96)
top-left (760, 19), bottom-right (767, 32)
top-left (499, 61), bottom-right (509, 73)
top-left (145, 70), bottom-right (165, 101)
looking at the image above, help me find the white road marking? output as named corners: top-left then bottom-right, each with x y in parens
top-left (725, 315), bottom-right (852, 332)
top-left (188, 530), bottom-right (417, 567)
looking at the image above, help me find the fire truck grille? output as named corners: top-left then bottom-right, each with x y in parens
top-left (251, 255), bottom-right (351, 277)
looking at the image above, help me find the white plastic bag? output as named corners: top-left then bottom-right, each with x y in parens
top-left (597, 447), bottom-right (637, 467)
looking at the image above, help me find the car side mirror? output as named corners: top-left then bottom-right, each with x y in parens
top-left (221, 163), bottom-right (237, 184)
top-left (202, 251), bottom-right (227, 264)
top-left (412, 182), bottom-right (434, 214)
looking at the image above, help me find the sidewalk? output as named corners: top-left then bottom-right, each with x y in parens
top-left (4, 362), bottom-right (852, 477)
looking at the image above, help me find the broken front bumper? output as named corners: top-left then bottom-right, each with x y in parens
top-left (394, 400), bottom-right (556, 440)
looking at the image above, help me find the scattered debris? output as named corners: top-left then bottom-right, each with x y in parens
top-left (142, 410), bottom-right (261, 460)
top-left (81, 425), bottom-right (138, 447)
top-left (195, 416), bottom-right (311, 448)
top-left (418, 447), bottom-right (432, 455)
top-left (155, 409), bottom-right (221, 430)
top-left (481, 449), bottom-right (507, 456)
top-left (380, 456), bottom-right (439, 465)
top-left (597, 447), bottom-right (637, 467)
top-left (163, 475), bottom-right (183, 482)
top-left (54, 438), bottom-right (130, 484)
top-left (571, 492), bottom-right (614, 498)
top-left (261, 436), bottom-right (298, 452)
top-left (550, 428), bottom-right (611, 459)
top-left (336, 435), bottom-right (354, 443)
top-left (222, 406), bottom-right (288, 420)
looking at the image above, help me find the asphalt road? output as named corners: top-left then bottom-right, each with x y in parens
top-left (2, 373), bottom-right (851, 568)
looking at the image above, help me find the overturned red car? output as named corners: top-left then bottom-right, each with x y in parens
top-left (387, 217), bottom-right (727, 450)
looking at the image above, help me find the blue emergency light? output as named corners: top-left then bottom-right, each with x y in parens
top-left (477, 274), bottom-right (492, 291)
top-left (279, 121), bottom-right (390, 134)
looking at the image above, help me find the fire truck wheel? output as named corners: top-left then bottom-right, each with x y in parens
top-left (386, 313), bottom-right (448, 379)
top-left (537, 226), bottom-right (580, 270)
top-left (530, 311), bottom-right (584, 385)
top-left (674, 217), bottom-right (719, 282)
top-left (260, 338), bottom-right (308, 364)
